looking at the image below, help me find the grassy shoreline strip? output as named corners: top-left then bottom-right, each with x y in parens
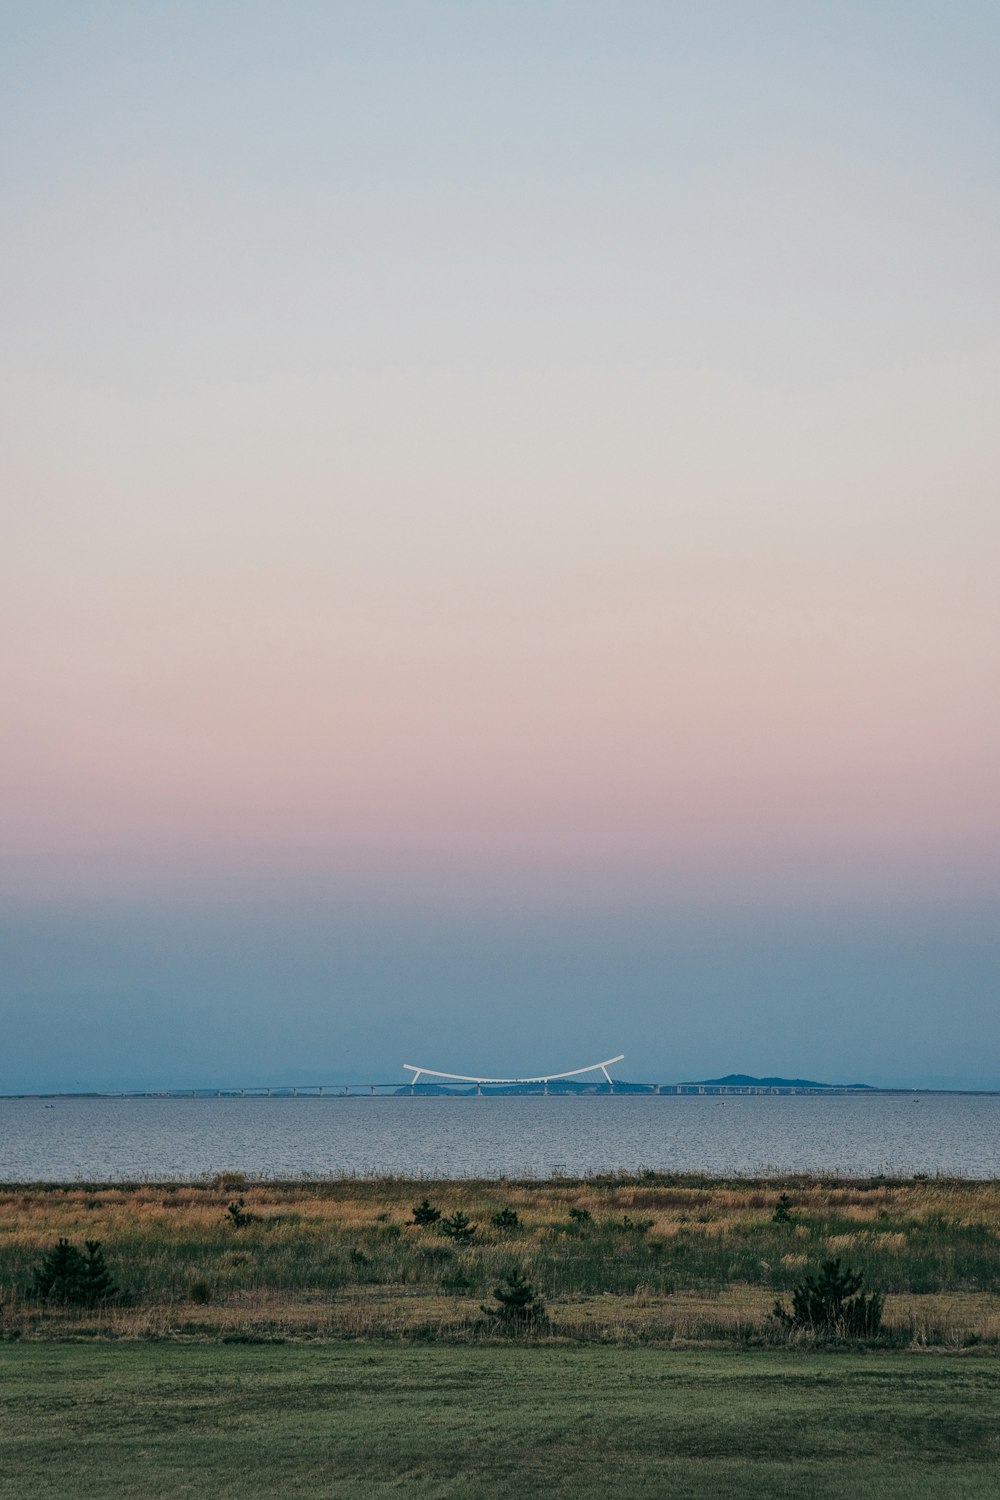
top-left (2, 1174), bottom-right (999, 1347)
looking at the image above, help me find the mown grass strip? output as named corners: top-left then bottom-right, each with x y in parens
top-left (1, 1344), bottom-right (999, 1499)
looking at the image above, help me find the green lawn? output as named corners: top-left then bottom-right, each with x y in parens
top-left (1, 1345), bottom-right (997, 1498)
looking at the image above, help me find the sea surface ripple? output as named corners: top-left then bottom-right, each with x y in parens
top-left (1, 1092), bottom-right (998, 1181)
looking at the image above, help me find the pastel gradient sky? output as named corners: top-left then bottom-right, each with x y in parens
top-left (2, 1), bottom-right (998, 1090)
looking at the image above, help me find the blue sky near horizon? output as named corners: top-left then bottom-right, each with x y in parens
top-left (2, 2), bottom-right (998, 1091)
top-left (2, 895), bottom-right (998, 1093)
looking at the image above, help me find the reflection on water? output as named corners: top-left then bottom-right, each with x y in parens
top-left (1, 1093), bottom-right (998, 1181)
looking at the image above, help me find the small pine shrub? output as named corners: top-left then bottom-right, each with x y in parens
top-left (773, 1258), bottom-right (883, 1338)
top-left (410, 1199), bottom-right (442, 1227)
top-left (772, 1194), bottom-right (795, 1224)
top-left (439, 1211), bottom-right (477, 1245)
top-left (225, 1198), bottom-right (254, 1229)
top-left (80, 1241), bottom-right (116, 1304)
top-left (482, 1268), bottom-right (547, 1331)
top-left (491, 1207), bottom-right (521, 1232)
top-left (568, 1206), bottom-right (591, 1224)
top-left (189, 1279), bottom-right (213, 1305)
top-left (31, 1239), bottom-right (117, 1307)
top-left (31, 1239), bottom-right (85, 1304)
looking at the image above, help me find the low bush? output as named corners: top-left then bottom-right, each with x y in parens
top-left (772, 1193), bottom-right (795, 1224)
top-left (439, 1211), bottom-right (477, 1245)
top-left (773, 1258), bottom-right (883, 1338)
top-left (482, 1268), bottom-right (547, 1331)
top-left (225, 1198), bottom-right (254, 1229)
top-left (491, 1207), bottom-right (521, 1232)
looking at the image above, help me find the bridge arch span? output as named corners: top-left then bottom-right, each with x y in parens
top-left (402, 1055), bottom-right (625, 1090)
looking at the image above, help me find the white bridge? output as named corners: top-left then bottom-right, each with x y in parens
top-left (402, 1055), bottom-right (625, 1093)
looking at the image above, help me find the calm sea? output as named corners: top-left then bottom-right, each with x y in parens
top-left (1, 1093), bottom-right (998, 1181)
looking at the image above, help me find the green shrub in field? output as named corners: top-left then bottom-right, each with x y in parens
top-left (439, 1211), bottom-right (477, 1246)
top-left (410, 1199), bottom-right (442, 1226)
top-left (568, 1207), bottom-right (591, 1224)
top-left (491, 1207), bottom-right (521, 1232)
top-left (482, 1267), bottom-right (547, 1331)
top-left (772, 1194), bottom-right (795, 1224)
top-left (80, 1241), bottom-right (116, 1304)
top-left (773, 1258), bottom-right (883, 1338)
top-left (225, 1198), bottom-right (254, 1229)
top-left (31, 1239), bottom-right (117, 1307)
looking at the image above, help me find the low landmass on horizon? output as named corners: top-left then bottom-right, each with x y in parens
top-left (686, 1075), bottom-right (875, 1090)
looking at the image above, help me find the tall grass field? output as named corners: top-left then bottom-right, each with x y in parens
top-left (2, 1173), bottom-right (999, 1345)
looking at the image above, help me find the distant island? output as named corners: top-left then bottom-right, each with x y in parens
top-left (685, 1074), bottom-right (875, 1091)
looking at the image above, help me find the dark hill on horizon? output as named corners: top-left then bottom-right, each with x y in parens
top-left (685, 1074), bottom-right (873, 1090)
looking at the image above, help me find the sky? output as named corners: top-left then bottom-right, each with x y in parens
top-left (2, 1), bottom-right (998, 1092)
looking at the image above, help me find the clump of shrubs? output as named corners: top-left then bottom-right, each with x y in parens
top-left (773, 1258), bottom-right (883, 1338)
top-left (410, 1199), bottom-right (441, 1226)
top-left (568, 1206), bottom-right (591, 1224)
top-left (31, 1239), bottom-right (117, 1307)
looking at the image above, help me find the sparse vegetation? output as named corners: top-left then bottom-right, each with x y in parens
top-left (615, 1214), bottom-right (654, 1233)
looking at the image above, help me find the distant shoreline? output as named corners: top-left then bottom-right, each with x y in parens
top-left (3, 1085), bottom-right (999, 1100)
